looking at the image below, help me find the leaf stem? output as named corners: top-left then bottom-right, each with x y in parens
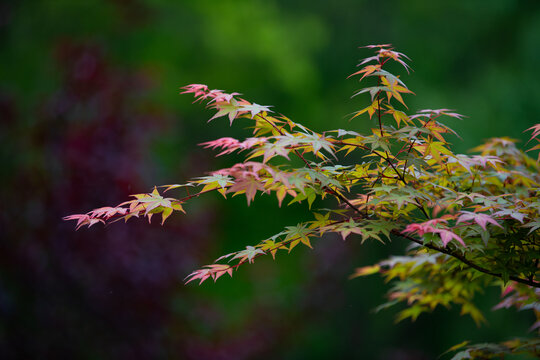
top-left (392, 230), bottom-right (540, 288)
top-left (259, 114), bottom-right (364, 215)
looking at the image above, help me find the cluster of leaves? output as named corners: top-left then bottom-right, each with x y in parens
top-left (65, 45), bottom-right (539, 358)
top-left (443, 338), bottom-right (540, 359)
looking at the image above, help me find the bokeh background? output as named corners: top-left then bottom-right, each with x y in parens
top-left (1, 0), bottom-right (539, 359)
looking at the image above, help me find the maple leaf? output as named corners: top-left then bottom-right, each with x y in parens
top-left (378, 48), bottom-right (411, 72)
top-left (184, 264), bottom-right (233, 285)
top-left (402, 222), bottom-right (437, 236)
top-left (352, 86), bottom-right (390, 101)
top-left (403, 218), bottom-right (465, 247)
top-left (284, 224), bottom-right (313, 249)
top-left (411, 108), bottom-right (464, 121)
top-left (299, 133), bottom-right (336, 157)
top-left (436, 229), bottom-right (465, 247)
top-left (129, 187), bottom-right (184, 224)
top-left (383, 190), bottom-right (413, 209)
top-left (492, 208), bottom-right (526, 224)
top-left (333, 129), bottom-right (361, 138)
top-left (232, 246), bottom-right (265, 264)
top-left (523, 219), bottom-right (540, 234)
top-left (456, 211), bottom-right (502, 231)
top-left (447, 155), bottom-right (479, 173)
top-left (351, 100), bottom-right (379, 120)
top-left (226, 175), bottom-right (266, 205)
top-left (180, 84), bottom-right (209, 100)
top-left (525, 124), bottom-right (540, 161)
top-left (214, 252), bottom-right (237, 263)
top-left (332, 218), bottom-right (364, 241)
top-left (211, 91), bottom-right (242, 103)
top-left (348, 64), bottom-right (382, 81)
top-left (136, 188), bottom-right (173, 214)
top-left (87, 206), bottom-right (128, 219)
top-left (416, 141), bottom-right (454, 163)
top-left (385, 106), bottom-right (410, 127)
top-left (160, 183), bottom-right (195, 193)
top-left (209, 98), bottom-right (244, 125)
top-left (525, 124), bottom-right (540, 142)
top-left (363, 44), bottom-right (393, 49)
top-left (197, 174), bottom-right (234, 192)
top-left (401, 224), bottom-right (425, 236)
top-left (470, 155), bottom-right (503, 168)
top-left (239, 103), bottom-right (273, 118)
top-left (372, 70), bottom-right (408, 88)
top-left (256, 142), bottom-right (291, 163)
top-left (350, 265), bottom-right (381, 278)
top-left (63, 214), bottom-right (104, 230)
top-left (259, 239), bottom-right (287, 259)
top-left (199, 137), bottom-right (241, 154)
top-left (380, 75), bottom-right (414, 107)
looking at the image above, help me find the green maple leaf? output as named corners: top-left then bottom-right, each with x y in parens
top-left (301, 133), bottom-right (336, 157)
top-left (135, 188), bottom-right (183, 224)
top-left (364, 220), bottom-right (394, 241)
top-left (239, 103), bottom-right (272, 118)
top-left (395, 304), bottom-right (424, 322)
top-left (232, 246), bottom-right (265, 264)
top-left (384, 191), bottom-right (413, 209)
top-left (209, 98), bottom-right (242, 125)
top-left (284, 224), bottom-right (312, 250)
top-left (331, 218), bottom-right (364, 241)
top-left (197, 174), bottom-right (234, 194)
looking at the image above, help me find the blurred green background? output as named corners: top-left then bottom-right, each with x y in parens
top-left (1, 0), bottom-right (539, 359)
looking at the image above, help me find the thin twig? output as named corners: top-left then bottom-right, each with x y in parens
top-left (391, 230), bottom-right (540, 288)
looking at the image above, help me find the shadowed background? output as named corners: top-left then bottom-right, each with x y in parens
top-left (1, 0), bottom-right (539, 359)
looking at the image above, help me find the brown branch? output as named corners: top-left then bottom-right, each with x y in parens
top-left (209, 217), bottom-right (358, 273)
top-left (330, 138), bottom-right (429, 218)
top-left (391, 229), bottom-right (540, 288)
top-left (259, 114), bottom-right (364, 215)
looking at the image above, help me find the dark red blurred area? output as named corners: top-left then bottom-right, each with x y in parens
top-left (0, 41), bottom-right (210, 359)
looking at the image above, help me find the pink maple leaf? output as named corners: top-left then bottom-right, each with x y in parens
top-left (199, 137), bottom-right (242, 155)
top-left (456, 211), bottom-right (502, 231)
top-left (435, 228), bottom-right (465, 247)
top-left (402, 223), bottom-right (436, 236)
top-left (88, 206), bottom-right (128, 219)
top-left (403, 217), bottom-right (465, 247)
top-left (184, 264), bottom-right (234, 285)
top-left (63, 214), bottom-right (104, 230)
top-left (210, 91), bottom-right (242, 103)
top-left (226, 175), bottom-right (267, 205)
top-left (526, 124), bottom-right (540, 142)
top-left (402, 217), bottom-right (449, 236)
top-left (180, 84), bottom-right (209, 100)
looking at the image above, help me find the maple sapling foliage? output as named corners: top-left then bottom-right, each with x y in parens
top-left (65, 45), bottom-right (540, 359)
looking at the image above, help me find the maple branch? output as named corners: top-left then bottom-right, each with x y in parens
top-left (173, 186), bottom-right (222, 203)
top-left (330, 138), bottom-right (430, 218)
top-left (391, 230), bottom-right (540, 288)
top-left (258, 114), bottom-right (364, 215)
top-left (399, 112), bottom-right (441, 175)
top-left (372, 87), bottom-right (428, 220)
top-left (209, 217), bottom-right (357, 274)
top-left (374, 60), bottom-right (407, 183)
